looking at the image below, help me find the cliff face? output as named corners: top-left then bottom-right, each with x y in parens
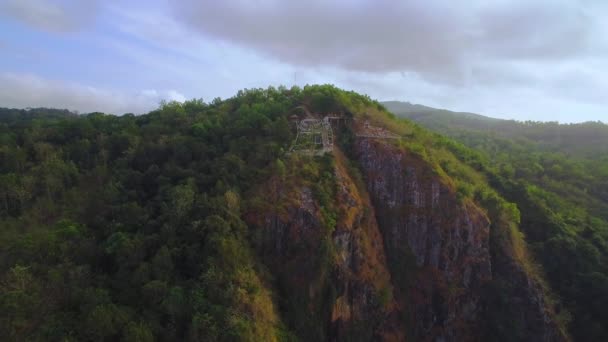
top-left (248, 153), bottom-right (405, 341)
top-left (355, 138), bottom-right (491, 341)
top-left (248, 136), bottom-right (565, 341)
top-left (353, 137), bottom-right (567, 342)
top-left (329, 151), bottom-right (405, 341)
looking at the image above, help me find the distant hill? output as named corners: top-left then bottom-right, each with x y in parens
top-left (0, 107), bottom-right (77, 123)
top-left (382, 101), bottom-right (497, 122)
top-left (382, 100), bottom-right (608, 158)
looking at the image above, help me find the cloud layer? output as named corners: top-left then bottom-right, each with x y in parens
top-left (0, 72), bottom-right (185, 114)
top-left (172, 0), bottom-right (599, 83)
top-left (0, 0), bottom-right (606, 122)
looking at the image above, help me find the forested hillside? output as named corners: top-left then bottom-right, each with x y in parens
top-left (0, 86), bottom-right (575, 341)
top-left (385, 101), bottom-right (608, 341)
top-left (1, 90), bottom-right (298, 341)
top-left (382, 101), bottom-right (608, 157)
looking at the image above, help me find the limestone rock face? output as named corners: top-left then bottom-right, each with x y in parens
top-left (355, 138), bottom-right (492, 341)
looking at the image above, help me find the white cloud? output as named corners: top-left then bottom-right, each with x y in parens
top-left (167, 90), bottom-right (186, 102)
top-left (0, 72), bottom-right (185, 114)
top-left (1, 0), bottom-right (606, 122)
top-left (163, 0), bottom-right (608, 119)
top-left (171, 0), bottom-right (601, 81)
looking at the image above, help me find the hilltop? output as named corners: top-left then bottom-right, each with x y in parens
top-left (2, 85), bottom-right (603, 341)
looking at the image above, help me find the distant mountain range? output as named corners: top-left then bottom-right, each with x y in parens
top-left (382, 100), bottom-right (608, 158)
top-left (382, 101), bottom-right (499, 122)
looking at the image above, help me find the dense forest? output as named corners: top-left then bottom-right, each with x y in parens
top-left (0, 90), bottom-right (300, 341)
top-left (0, 86), bottom-right (603, 341)
top-left (385, 101), bottom-right (608, 341)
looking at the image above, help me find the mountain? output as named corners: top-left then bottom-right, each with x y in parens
top-left (384, 100), bottom-right (608, 341)
top-left (382, 101), bottom-right (608, 157)
top-left (381, 101), bottom-right (497, 122)
top-left (0, 86), bottom-right (585, 341)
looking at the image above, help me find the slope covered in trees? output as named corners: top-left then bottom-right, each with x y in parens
top-left (382, 101), bottom-right (608, 157)
top-left (385, 101), bottom-right (608, 341)
top-left (0, 86), bottom-right (575, 341)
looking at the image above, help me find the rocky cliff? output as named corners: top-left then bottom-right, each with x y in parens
top-left (248, 152), bottom-right (405, 341)
top-left (355, 137), bottom-right (491, 341)
top-left (247, 132), bottom-right (566, 341)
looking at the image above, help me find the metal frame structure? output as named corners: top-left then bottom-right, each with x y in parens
top-left (288, 115), bottom-right (401, 156)
top-left (289, 117), bottom-right (334, 155)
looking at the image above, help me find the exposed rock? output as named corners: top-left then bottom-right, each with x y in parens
top-left (249, 153), bottom-right (405, 341)
top-left (247, 136), bottom-right (565, 341)
top-left (355, 138), bottom-right (491, 341)
top-left (329, 151), bottom-right (405, 341)
top-left (353, 137), bottom-right (566, 341)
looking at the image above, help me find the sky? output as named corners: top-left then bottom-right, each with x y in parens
top-left (0, 0), bottom-right (607, 122)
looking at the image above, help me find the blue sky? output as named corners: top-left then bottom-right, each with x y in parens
top-left (0, 0), bottom-right (607, 123)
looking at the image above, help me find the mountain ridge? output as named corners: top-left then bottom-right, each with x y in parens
top-left (381, 101), bottom-right (607, 125)
top-left (1, 85), bottom-right (599, 341)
